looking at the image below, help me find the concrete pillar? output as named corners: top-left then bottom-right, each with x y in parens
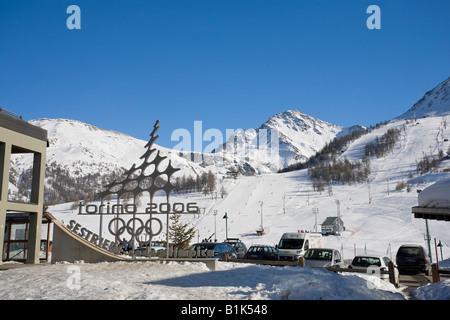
top-left (0, 142), bottom-right (11, 264)
top-left (25, 151), bottom-right (45, 264)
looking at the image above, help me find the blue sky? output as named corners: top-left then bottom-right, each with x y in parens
top-left (1, 0), bottom-right (449, 150)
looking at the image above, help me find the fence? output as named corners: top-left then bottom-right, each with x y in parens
top-left (0, 107), bottom-right (22, 120)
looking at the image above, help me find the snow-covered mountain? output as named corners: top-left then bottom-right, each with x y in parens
top-left (215, 109), bottom-right (364, 173)
top-left (8, 118), bottom-right (213, 203)
top-left (11, 108), bottom-right (355, 188)
top-left (396, 76), bottom-right (450, 120)
top-left (27, 118), bottom-right (205, 178)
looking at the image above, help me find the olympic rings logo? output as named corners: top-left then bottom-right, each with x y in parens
top-left (108, 217), bottom-right (163, 240)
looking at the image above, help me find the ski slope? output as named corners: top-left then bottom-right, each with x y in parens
top-left (193, 116), bottom-right (450, 260)
top-left (50, 116), bottom-right (450, 263)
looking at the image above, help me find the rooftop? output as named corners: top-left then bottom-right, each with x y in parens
top-left (0, 107), bottom-right (47, 143)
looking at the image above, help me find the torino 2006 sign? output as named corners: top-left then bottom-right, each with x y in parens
top-left (72, 120), bottom-right (198, 257)
top-left (77, 201), bottom-right (198, 241)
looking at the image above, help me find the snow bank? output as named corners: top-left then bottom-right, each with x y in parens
top-left (412, 280), bottom-right (450, 300)
top-left (0, 261), bottom-right (404, 300)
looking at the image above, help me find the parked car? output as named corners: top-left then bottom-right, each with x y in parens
top-left (349, 255), bottom-right (399, 284)
top-left (304, 248), bottom-right (345, 268)
top-left (395, 244), bottom-right (431, 275)
top-left (134, 241), bottom-right (165, 255)
top-left (277, 232), bottom-right (323, 261)
top-left (189, 242), bottom-right (237, 260)
top-left (244, 245), bottom-right (278, 260)
top-left (224, 238), bottom-right (248, 259)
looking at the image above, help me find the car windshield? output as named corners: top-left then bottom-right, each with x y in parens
top-left (352, 257), bottom-right (381, 267)
top-left (397, 247), bottom-right (423, 257)
top-left (305, 249), bottom-right (332, 260)
top-left (278, 239), bottom-right (304, 249)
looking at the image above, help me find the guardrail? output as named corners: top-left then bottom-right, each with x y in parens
top-left (0, 107), bottom-right (23, 120)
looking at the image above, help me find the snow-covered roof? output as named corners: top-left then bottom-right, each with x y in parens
top-left (413, 177), bottom-right (450, 221)
top-left (418, 177), bottom-right (450, 208)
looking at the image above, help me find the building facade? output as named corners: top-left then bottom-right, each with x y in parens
top-left (0, 109), bottom-right (47, 264)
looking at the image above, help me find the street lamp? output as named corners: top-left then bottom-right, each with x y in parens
top-left (437, 240), bottom-right (443, 261)
top-left (312, 207), bottom-right (319, 232)
top-left (223, 212), bottom-right (228, 240)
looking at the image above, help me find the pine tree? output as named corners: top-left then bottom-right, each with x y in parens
top-left (168, 213), bottom-right (196, 250)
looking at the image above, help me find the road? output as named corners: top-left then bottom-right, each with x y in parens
top-left (399, 273), bottom-right (432, 298)
top-left (399, 269), bottom-right (449, 299)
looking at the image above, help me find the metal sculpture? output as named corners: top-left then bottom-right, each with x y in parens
top-left (96, 120), bottom-right (181, 253)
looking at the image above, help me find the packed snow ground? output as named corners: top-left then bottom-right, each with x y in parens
top-left (1, 259), bottom-right (449, 300)
top-left (0, 260), bottom-right (404, 300)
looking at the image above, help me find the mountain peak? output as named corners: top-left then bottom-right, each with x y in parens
top-left (263, 109), bottom-right (341, 133)
top-left (396, 76), bottom-right (450, 120)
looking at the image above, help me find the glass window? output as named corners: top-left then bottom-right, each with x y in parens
top-left (352, 257), bottom-right (381, 267)
top-left (10, 223), bottom-right (27, 240)
top-left (9, 242), bottom-right (26, 260)
top-left (278, 239), bottom-right (304, 249)
top-left (305, 249), bottom-right (332, 260)
top-left (397, 247), bottom-right (423, 257)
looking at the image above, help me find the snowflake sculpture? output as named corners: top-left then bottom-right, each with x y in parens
top-left (97, 120), bottom-right (180, 202)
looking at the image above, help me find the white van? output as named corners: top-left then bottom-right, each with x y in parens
top-left (277, 232), bottom-right (323, 261)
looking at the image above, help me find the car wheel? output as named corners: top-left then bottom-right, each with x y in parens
top-left (219, 254), bottom-right (229, 261)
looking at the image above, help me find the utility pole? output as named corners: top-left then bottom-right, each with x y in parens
top-left (425, 219), bottom-right (433, 263)
top-left (335, 200), bottom-right (341, 220)
top-left (260, 201), bottom-right (264, 230)
top-left (213, 210), bottom-right (217, 242)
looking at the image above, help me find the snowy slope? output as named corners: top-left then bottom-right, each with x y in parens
top-left (396, 76), bottom-right (450, 120)
top-left (189, 116), bottom-right (450, 259)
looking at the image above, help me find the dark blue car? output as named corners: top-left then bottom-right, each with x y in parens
top-left (189, 242), bottom-right (237, 260)
top-left (244, 245), bottom-right (278, 260)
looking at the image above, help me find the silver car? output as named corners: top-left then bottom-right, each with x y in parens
top-left (304, 248), bottom-right (345, 268)
top-left (349, 255), bottom-right (399, 282)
